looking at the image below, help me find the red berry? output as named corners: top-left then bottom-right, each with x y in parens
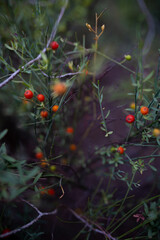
top-left (126, 114), bottom-right (135, 123)
top-left (37, 94), bottom-right (45, 102)
top-left (48, 188), bottom-right (55, 196)
top-left (50, 41), bottom-right (59, 50)
top-left (35, 152), bottom-right (43, 159)
top-left (66, 127), bottom-right (74, 134)
top-left (117, 146), bottom-right (124, 154)
top-left (24, 90), bottom-right (33, 99)
top-left (40, 110), bottom-right (48, 118)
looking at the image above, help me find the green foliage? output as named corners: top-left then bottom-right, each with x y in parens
top-left (144, 199), bottom-right (160, 238)
top-left (0, 0), bottom-right (160, 239)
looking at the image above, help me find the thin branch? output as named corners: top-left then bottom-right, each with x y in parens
top-left (57, 71), bottom-right (82, 78)
top-left (0, 199), bottom-right (57, 238)
top-left (69, 208), bottom-right (117, 240)
top-left (40, 71), bottom-right (82, 78)
top-left (0, 0), bottom-right (68, 89)
top-left (59, 178), bottom-right (65, 199)
top-left (137, 0), bottom-right (155, 56)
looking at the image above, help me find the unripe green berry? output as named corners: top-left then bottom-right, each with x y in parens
top-left (124, 54), bottom-right (132, 61)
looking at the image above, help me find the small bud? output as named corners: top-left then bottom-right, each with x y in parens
top-left (68, 61), bottom-right (73, 71)
top-left (124, 54), bottom-right (132, 61)
top-left (86, 23), bottom-right (92, 31)
top-left (101, 24), bottom-right (105, 31)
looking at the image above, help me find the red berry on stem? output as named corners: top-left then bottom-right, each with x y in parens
top-left (37, 94), bottom-right (45, 102)
top-left (50, 41), bottom-right (59, 50)
top-left (40, 110), bottom-right (48, 118)
top-left (48, 188), bottom-right (55, 196)
top-left (24, 90), bottom-right (33, 99)
top-left (126, 114), bottom-right (135, 123)
top-left (35, 152), bottom-right (43, 159)
top-left (117, 146), bottom-right (124, 154)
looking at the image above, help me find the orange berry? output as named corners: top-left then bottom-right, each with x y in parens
top-left (152, 128), bottom-right (160, 137)
top-left (51, 82), bottom-right (67, 96)
top-left (52, 105), bottom-right (59, 112)
top-left (117, 146), bottom-right (124, 154)
top-left (66, 127), bottom-right (74, 134)
top-left (35, 152), bottom-right (43, 159)
top-left (140, 106), bottom-right (149, 115)
top-left (40, 159), bottom-right (48, 167)
top-left (69, 144), bottom-right (77, 151)
top-left (23, 99), bottom-right (29, 105)
top-left (48, 188), bottom-right (55, 196)
top-left (40, 110), bottom-right (48, 118)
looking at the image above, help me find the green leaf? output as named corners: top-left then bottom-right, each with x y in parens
top-left (5, 43), bottom-right (14, 51)
top-left (148, 210), bottom-right (157, 221)
top-left (148, 228), bottom-right (153, 238)
top-left (92, 82), bottom-right (98, 89)
top-left (0, 129), bottom-right (8, 140)
top-left (149, 165), bottom-right (157, 172)
top-left (144, 202), bottom-right (149, 214)
top-left (3, 155), bottom-right (16, 163)
top-left (23, 167), bottom-right (40, 182)
top-left (100, 127), bottom-right (106, 131)
top-left (143, 89), bottom-right (153, 92)
top-left (156, 137), bottom-right (160, 146)
top-left (0, 56), bottom-right (16, 72)
top-left (21, 81), bottom-right (30, 87)
top-left (130, 74), bottom-right (135, 84)
top-left (33, 172), bottom-right (43, 184)
top-left (10, 185), bottom-right (29, 200)
top-left (105, 131), bottom-right (113, 137)
top-left (105, 110), bottom-right (110, 119)
top-left (143, 70), bottom-right (154, 82)
top-left (148, 158), bottom-right (155, 164)
top-left (34, 185), bottom-right (39, 193)
top-left (100, 93), bottom-right (103, 103)
top-left (0, 143), bottom-right (7, 154)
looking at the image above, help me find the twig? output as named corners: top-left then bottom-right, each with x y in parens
top-left (0, 199), bottom-right (57, 238)
top-left (0, 0), bottom-right (68, 89)
top-left (137, 0), bottom-right (155, 56)
top-left (59, 178), bottom-right (65, 199)
top-left (69, 208), bottom-right (117, 240)
top-left (40, 71), bottom-right (82, 78)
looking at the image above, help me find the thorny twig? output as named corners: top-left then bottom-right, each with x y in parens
top-left (0, 0), bottom-right (68, 89)
top-left (69, 208), bottom-right (117, 240)
top-left (0, 199), bottom-right (57, 239)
